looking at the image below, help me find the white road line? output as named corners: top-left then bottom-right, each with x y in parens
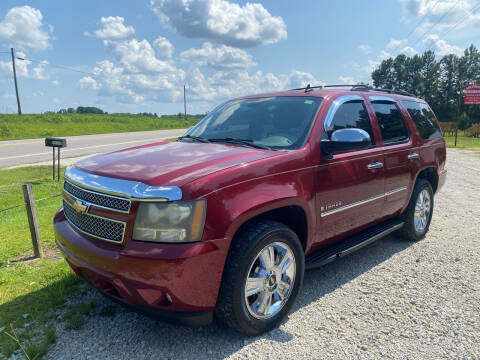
top-left (0, 137), bottom-right (170, 161)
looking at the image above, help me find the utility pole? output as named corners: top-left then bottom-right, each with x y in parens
top-left (454, 79), bottom-right (463, 147)
top-left (11, 48), bottom-right (22, 115)
top-left (184, 84), bottom-right (187, 121)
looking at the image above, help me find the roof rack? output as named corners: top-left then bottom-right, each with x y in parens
top-left (289, 83), bottom-right (415, 97)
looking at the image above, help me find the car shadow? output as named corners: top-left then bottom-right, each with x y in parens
top-left (2, 234), bottom-right (413, 359)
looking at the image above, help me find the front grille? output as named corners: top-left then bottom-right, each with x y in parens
top-left (63, 200), bottom-right (125, 243)
top-left (64, 181), bottom-right (131, 212)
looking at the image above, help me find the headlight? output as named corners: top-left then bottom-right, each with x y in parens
top-left (132, 199), bottom-right (206, 243)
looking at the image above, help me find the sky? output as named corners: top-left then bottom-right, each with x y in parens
top-left (0, 0), bottom-right (478, 114)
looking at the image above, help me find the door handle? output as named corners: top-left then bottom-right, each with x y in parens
top-left (367, 162), bottom-right (383, 170)
top-left (408, 153), bottom-right (419, 160)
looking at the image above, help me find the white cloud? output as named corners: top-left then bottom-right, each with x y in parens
top-left (421, 34), bottom-right (464, 56)
top-left (106, 38), bottom-right (178, 74)
top-left (187, 68), bottom-right (320, 101)
top-left (150, 0), bottom-right (287, 48)
top-left (401, 46), bottom-right (418, 56)
top-left (338, 76), bottom-right (355, 84)
top-left (52, 80), bottom-right (60, 86)
top-left (153, 36), bottom-right (174, 59)
top-left (358, 45), bottom-right (372, 54)
top-left (398, 0), bottom-right (480, 31)
top-left (0, 6), bottom-right (51, 51)
top-left (32, 91), bottom-right (44, 97)
top-left (386, 38), bottom-right (408, 49)
top-left (93, 16), bottom-right (135, 41)
top-left (78, 76), bottom-right (100, 90)
top-left (53, 97), bottom-right (60, 103)
top-left (80, 13), bottom-right (319, 106)
top-left (180, 42), bottom-right (255, 70)
top-left (0, 51), bottom-right (48, 79)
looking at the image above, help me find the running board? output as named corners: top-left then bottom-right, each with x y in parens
top-left (305, 219), bottom-right (404, 270)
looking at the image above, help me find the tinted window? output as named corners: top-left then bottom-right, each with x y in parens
top-left (326, 101), bottom-right (374, 143)
top-left (402, 101), bottom-right (442, 140)
top-left (372, 102), bottom-right (409, 144)
top-left (186, 97), bottom-right (323, 150)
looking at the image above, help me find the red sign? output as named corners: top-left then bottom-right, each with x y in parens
top-left (464, 85), bottom-right (480, 105)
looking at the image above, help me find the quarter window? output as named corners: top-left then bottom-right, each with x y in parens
top-left (371, 102), bottom-right (409, 145)
top-left (326, 101), bottom-right (374, 144)
top-left (402, 101), bottom-right (442, 140)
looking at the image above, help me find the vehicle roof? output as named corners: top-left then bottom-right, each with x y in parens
top-left (238, 87), bottom-right (425, 103)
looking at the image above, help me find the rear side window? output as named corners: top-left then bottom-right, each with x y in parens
top-left (326, 101), bottom-right (375, 143)
top-left (402, 101), bottom-right (442, 140)
top-left (371, 102), bottom-right (409, 145)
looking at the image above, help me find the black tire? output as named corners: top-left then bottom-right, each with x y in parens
top-left (399, 178), bottom-right (434, 241)
top-left (215, 220), bottom-right (305, 335)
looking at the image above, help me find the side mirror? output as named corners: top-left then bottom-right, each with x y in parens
top-left (321, 128), bottom-right (371, 155)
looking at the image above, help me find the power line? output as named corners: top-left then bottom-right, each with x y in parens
top-left (422, 0), bottom-right (480, 53)
top-left (14, 56), bottom-right (97, 77)
top-left (409, 0), bottom-right (462, 50)
top-left (389, 0), bottom-right (442, 55)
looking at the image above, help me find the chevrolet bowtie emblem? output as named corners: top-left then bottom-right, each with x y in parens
top-left (73, 199), bottom-right (88, 214)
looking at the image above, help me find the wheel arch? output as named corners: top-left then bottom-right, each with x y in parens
top-left (415, 166), bottom-right (439, 193)
top-left (225, 199), bottom-right (312, 253)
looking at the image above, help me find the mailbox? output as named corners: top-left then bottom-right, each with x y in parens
top-left (45, 137), bottom-right (67, 181)
top-left (45, 137), bottom-right (67, 148)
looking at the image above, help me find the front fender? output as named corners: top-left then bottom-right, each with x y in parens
top-left (202, 178), bottom-right (316, 250)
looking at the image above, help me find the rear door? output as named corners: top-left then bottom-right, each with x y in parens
top-left (315, 95), bottom-right (385, 246)
top-left (368, 96), bottom-right (412, 217)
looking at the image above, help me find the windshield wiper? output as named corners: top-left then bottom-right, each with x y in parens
top-left (177, 135), bottom-right (210, 143)
top-left (208, 137), bottom-right (273, 150)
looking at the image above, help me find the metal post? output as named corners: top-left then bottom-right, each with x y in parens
top-left (184, 84), bottom-right (187, 121)
top-left (454, 80), bottom-right (463, 147)
top-left (57, 147), bottom-right (60, 181)
top-left (11, 48), bottom-right (22, 115)
top-left (52, 147), bottom-right (55, 180)
top-left (22, 184), bottom-right (44, 258)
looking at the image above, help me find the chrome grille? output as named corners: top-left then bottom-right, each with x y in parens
top-left (63, 200), bottom-right (125, 243)
top-left (64, 181), bottom-right (131, 212)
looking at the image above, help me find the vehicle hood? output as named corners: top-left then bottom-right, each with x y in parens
top-left (74, 141), bottom-right (280, 187)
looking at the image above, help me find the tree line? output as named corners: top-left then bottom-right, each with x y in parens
top-left (50, 107), bottom-right (207, 119)
top-left (371, 44), bottom-right (480, 130)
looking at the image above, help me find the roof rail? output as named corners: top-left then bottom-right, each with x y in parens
top-left (288, 84), bottom-right (416, 97)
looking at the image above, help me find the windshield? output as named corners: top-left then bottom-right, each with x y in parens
top-left (183, 96), bottom-right (323, 150)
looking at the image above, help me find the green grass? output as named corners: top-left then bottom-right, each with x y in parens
top-left (0, 166), bottom-right (65, 266)
top-left (63, 301), bottom-right (96, 330)
top-left (0, 260), bottom-right (81, 358)
top-left (0, 165), bottom-right (83, 358)
top-left (0, 113), bottom-right (198, 141)
top-left (444, 134), bottom-right (480, 148)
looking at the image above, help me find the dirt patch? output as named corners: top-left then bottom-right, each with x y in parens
top-left (8, 246), bottom-right (62, 267)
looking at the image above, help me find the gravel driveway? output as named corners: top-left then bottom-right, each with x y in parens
top-left (46, 148), bottom-right (479, 360)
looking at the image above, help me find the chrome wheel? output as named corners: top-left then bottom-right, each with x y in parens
top-left (244, 242), bottom-right (296, 319)
top-left (414, 189), bottom-right (431, 233)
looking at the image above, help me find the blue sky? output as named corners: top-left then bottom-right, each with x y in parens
top-left (0, 0), bottom-right (478, 114)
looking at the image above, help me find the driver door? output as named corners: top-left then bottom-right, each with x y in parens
top-left (315, 96), bottom-right (385, 247)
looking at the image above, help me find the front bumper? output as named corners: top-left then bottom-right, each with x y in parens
top-left (54, 209), bottom-right (228, 324)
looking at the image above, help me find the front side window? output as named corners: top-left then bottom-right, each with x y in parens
top-left (402, 100), bottom-right (442, 140)
top-left (326, 101), bottom-right (375, 143)
top-left (371, 101), bottom-right (409, 145)
top-left (185, 96), bottom-right (323, 150)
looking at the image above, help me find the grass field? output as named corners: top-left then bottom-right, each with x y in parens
top-left (444, 134), bottom-right (480, 148)
top-left (0, 113), bottom-right (199, 141)
top-left (0, 166), bottom-right (83, 358)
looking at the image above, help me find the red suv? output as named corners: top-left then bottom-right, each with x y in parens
top-left (54, 85), bottom-right (447, 335)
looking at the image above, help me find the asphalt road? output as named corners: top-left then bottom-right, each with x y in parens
top-left (0, 129), bottom-right (187, 169)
